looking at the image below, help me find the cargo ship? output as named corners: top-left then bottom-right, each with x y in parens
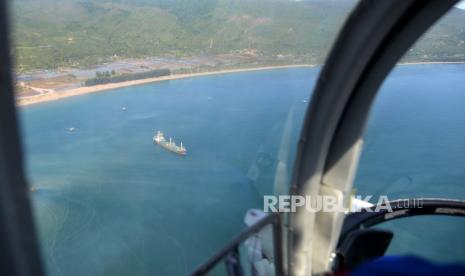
top-left (153, 131), bottom-right (186, 156)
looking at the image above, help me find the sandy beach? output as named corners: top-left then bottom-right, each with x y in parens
top-left (16, 61), bottom-right (465, 107)
top-left (398, 61), bottom-right (465, 66)
top-left (16, 64), bottom-right (314, 107)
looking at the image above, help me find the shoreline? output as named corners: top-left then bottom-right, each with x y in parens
top-left (17, 64), bottom-right (314, 107)
top-left (398, 61), bottom-right (465, 66)
top-left (16, 61), bottom-right (465, 107)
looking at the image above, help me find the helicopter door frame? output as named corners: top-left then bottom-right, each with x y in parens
top-left (0, 2), bottom-right (45, 276)
top-left (288, 0), bottom-right (459, 275)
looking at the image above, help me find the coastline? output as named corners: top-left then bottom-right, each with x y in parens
top-left (398, 61), bottom-right (465, 66)
top-left (17, 64), bottom-right (314, 107)
top-left (16, 61), bottom-right (465, 107)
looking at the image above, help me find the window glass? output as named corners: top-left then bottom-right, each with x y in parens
top-left (355, 64), bottom-right (465, 200)
top-left (354, 5), bottom-right (465, 264)
top-left (10, 0), bottom-right (356, 275)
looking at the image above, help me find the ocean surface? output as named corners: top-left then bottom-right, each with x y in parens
top-left (19, 64), bottom-right (465, 275)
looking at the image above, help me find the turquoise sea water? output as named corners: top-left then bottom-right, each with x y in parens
top-left (19, 64), bottom-right (465, 275)
top-left (20, 68), bottom-right (313, 275)
top-left (356, 64), bottom-right (465, 263)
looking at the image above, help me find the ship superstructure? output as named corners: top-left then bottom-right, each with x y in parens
top-left (153, 131), bottom-right (186, 156)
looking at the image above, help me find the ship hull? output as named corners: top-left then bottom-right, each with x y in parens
top-left (154, 140), bottom-right (186, 156)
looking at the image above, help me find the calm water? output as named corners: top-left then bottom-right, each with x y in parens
top-left (356, 64), bottom-right (465, 263)
top-left (20, 68), bottom-right (312, 275)
top-left (19, 64), bottom-right (465, 275)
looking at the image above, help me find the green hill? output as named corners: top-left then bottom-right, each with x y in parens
top-left (8, 0), bottom-right (465, 71)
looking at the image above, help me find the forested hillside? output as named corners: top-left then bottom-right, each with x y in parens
top-left (9, 0), bottom-right (465, 71)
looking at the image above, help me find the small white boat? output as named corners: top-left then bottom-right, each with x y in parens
top-left (121, 107), bottom-right (127, 111)
top-left (67, 127), bottom-right (76, 132)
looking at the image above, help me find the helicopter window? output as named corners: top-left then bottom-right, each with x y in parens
top-left (8, 0), bottom-right (357, 275)
top-left (353, 5), bottom-right (465, 264)
top-left (355, 5), bottom-right (465, 201)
